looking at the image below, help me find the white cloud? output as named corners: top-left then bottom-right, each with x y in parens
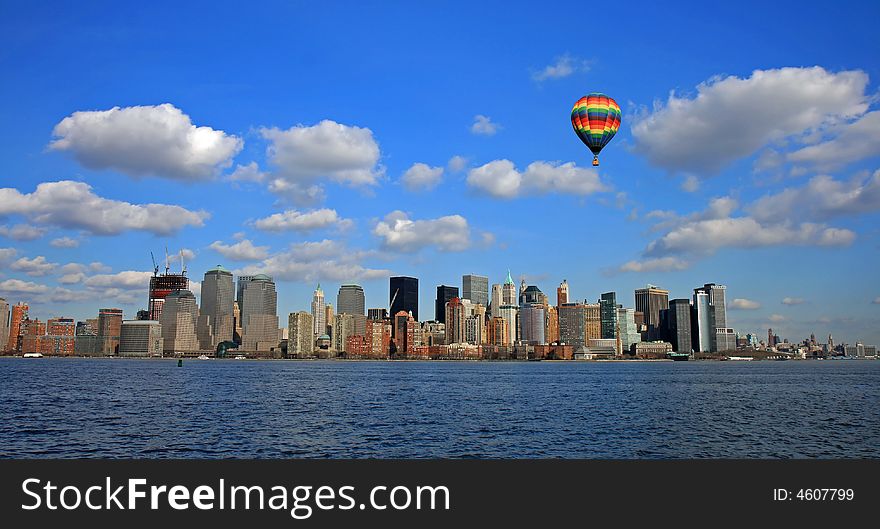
top-left (788, 111), bottom-right (880, 170)
top-left (447, 155), bottom-right (468, 173)
top-left (89, 262), bottom-right (111, 273)
top-left (749, 170), bottom-right (880, 224)
top-left (731, 298), bottom-right (761, 310)
top-left (532, 54), bottom-right (589, 81)
top-left (227, 161), bottom-right (268, 183)
top-left (50, 236), bottom-right (80, 248)
top-left (0, 247), bottom-right (17, 264)
top-left (373, 211), bottom-right (474, 253)
top-left (782, 297), bottom-right (806, 305)
top-left (768, 314), bottom-right (786, 323)
top-left (84, 271), bottom-right (153, 290)
top-left (401, 163), bottom-right (444, 191)
top-left (50, 103), bottom-right (242, 180)
top-left (10, 256), bottom-right (58, 277)
top-left (260, 120), bottom-right (382, 204)
top-left (631, 67), bottom-right (870, 175)
top-left (467, 159), bottom-right (608, 198)
top-left (58, 272), bottom-right (86, 285)
top-left (209, 239), bottom-right (269, 261)
top-left (0, 224), bottom-right (47, 241)
top-left (471, 115), bottom-right (500, 136)
top-left (680, 175), bottom-right (700, 192)
top-left (0, 181), bottom-right (208, 235)
top-left (618, 257), bottom-right (690, 273)
top-left (0, 279), bottom-right (50, 294)
top-left (237, 240), bottom-right (390, 283)
top-left (253, 208), bottom-right (350, 232)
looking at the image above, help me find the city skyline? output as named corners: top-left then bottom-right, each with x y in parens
top-left (1, 2), bottom-right (879, 346)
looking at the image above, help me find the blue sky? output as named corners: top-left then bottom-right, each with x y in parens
top-left (1, 0), bottom-right (879, 345)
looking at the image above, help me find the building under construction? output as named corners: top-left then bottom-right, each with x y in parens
top-left (147, 250), bottom-right (189, 321)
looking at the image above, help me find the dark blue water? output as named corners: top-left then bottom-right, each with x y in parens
top-left (1, 358), bottom-right (878, 458)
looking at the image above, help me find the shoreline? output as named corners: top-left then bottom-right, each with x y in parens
top-left (1, 355), bottom-right (871, 363)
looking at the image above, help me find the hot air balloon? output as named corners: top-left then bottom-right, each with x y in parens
top-left (571, 93), bottom-right (621, 166)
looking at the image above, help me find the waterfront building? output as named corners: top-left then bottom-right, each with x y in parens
top-left (599, 291), bottom-right (617, 339)
top-left (199, 265), bottom-right (234, 349)
top-left (6, 301), bottom-right (28, 352)
top-left (694, 283), bottom-right (730, 351)
top-left (584, 303), bottom-right (601, 341)
top-left (488, 316), bottom-right (510, 346)
top-left (665, 299), bottom-right (693, 353)
top-left (0, 298), bottom-right (9, 351)
top-left (389, 276), bottom-right (418, 323)
top-left (239, 274), bottom-right (279, 351)
top-left (311, 284), bottom-right (326, 340)
top-left (159, 291), bottom-right (199, 353)
top-left (119, 320), bottom-right (162, 357)
top-left (715, 328), bottom-right (737, 352)
top-left (559, 303), bottom-right (587, 349)
top-left (520, 302), bottom-right (546, 345)
top-left (633, 340), bottom-right (673, 358)
top-left (444, 297), bottom-right (466, 344)
top-left (462, 274), bottom-right (489, 307)
top-left (617, 307), bottom-right (641, 354)
top-left (545, 305), bottom-right (559, 344)
top-left (393, 310), bottom-right (420, 355)
top-left (45, 317), bottom-right (75, 356)
top-left (20, 319), bottom-right (46, 354)
top-left (497, 304), bottom-right (518, 345)
top-left (98, 308), bottom-right (123, 355)
top-left (634, 285), bottom-right (669, 340)
top-left (332, 313), bottom-right (355, 354)
top-left (288, 311), bottom-right (314, 358)
top-left (692, 290), bottom-right (712, 352)
top-left (435, 285), bottom-right (459, 323)
top-left (366, 318), bottom-right (392, 358)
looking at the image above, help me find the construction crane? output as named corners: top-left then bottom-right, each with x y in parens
top-left (389, 288), bottom-right (399, 317)
top-left (150, 251), bottom-right (159, 276)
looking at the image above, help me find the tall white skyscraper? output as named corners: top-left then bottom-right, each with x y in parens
top-left (311, 284), bottom-right (326, 338)
top-left (159, 290), bottom-right (200, 353)
top-left (200, 265), bottom-right (234, 348)
top-left (239, 274), bottom-right (279, 351)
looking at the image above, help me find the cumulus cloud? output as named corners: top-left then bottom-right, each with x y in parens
top-left (0, 247), bottom-right (17, 264)
top-left (10, 256), bottom-right (58, 277)
top-left (532, 54), bottom-right (589, 81)
top-left (49, 103), bottom-right (242, 180)
top-left (253, 208), bottom-right (351, 232)
top-left (731, 298), bottom-right (761, 310)
top-left (401, 163), bottom-right (444, 191)
top-left (209, 239), bottom-right (269, 261)
top-left (236, 239), bottom-right (390, 283)
top-left (0, 224), bottom-right (47, 241)
top-left (768, 314), bottom-right (787, 323)
top-left (749, 170), bottom-right (880, 224)
top-left (0, 181), bottom-right (208, 235)
top-left (84, 271), bottom-right (153, 290)
top-left (0, 279), bottom-right (50, 294)
top-left (471, 115), bottom-right (500, 136)
top-left (631, 67), bottom-right (870, 175)
top-left (447, 155), bottom-right (468, 173)
top-left (788, 111), bottom-right (880, 170)
top-left (226, 161), bottom-right (268, 183)
top-left (782, 297), bottom-right (806, 305)
top-left (467, 159), bottom-right (608, 198)
top-left (373, 211), bottom-right (475, 253)
top-left (618, 257), bottom-right (689, 273)
top-left (259, 120), bottom-right (383, 204)
top-left (166, 248), bottom-right (196, 264)
top-left (50, 236), bottom-right (80, 248)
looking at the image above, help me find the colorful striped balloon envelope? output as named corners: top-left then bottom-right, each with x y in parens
top-left (571, 93), bottom-right (621, 166)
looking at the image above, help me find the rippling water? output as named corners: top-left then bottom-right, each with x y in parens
top-left (1, 358), bottom-right (878, 458)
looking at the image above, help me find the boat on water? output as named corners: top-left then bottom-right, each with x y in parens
top-left (234, 355), bottom-right (247, 360)
top-left (197, 354), bottom-right (210, 360)
top-left (667, 352), bottom-right (690, 361)
top-left (727, 356), bottom-right (754, 361)
top-left (22, 352), bottom-right (43, 358)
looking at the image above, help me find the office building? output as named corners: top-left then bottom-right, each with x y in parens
top-left (557, 280), bottom-right (569, 306)
top-left (520, 303), bottom-right (546, 345)
top-left (148, 270), bottom-right (188, 321)
top-left (584, 303), bottom-right (601, 341)
top-left (0, 298), bottom-right (8, 351)
top-left (617, 307), bottom-right (641, 354)
top-left (599, 292), bottom-right (617, 339)
top-left (337, 284), bottom-right (366, 335)
top-left (462, 274), bottom-right (489, 306)
top-left (389, 276), bottom-right (419, 324)
top-left (490, 283), bottom-right (503, 317)
top-left (45, 317), bottom-right (75, 356)
top-left (119, 320), bottom-right (163, 357)
top-left (98, 308), bottom-right (123, 355)
top-left (559, 303), bottom-right (587, 349)
top-left (367, 308), bottom-right (388, 321)
top-left (435, 285), bottom-right (459, 323)
top-left (199, 265), bottom-right (234, 349)
top-left (239, 274), bottom-right (279, 351)
top-left (6, 301), bottom-right (28, 352)
top-left (288, 311), bottom-right (314, 358)
top-left (311, 284), bottom-right (326, 339)
top-left (159, 291), bottom-right (199, 353)
top-left (634, 285), bottom-right (669, 340)
top-left (665, 299), bottom-right (693, 353)
top-left (333, 313), bottom-right (357, 354)
top-left (444, 297), bottom-right (466, 344)
top-left (394, 310), bottom-right (420, 354)
top-left (501, 271), bottom-right (517, 305)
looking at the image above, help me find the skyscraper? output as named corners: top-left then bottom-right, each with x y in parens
top-left (501, 271), bottom-right (517, 305)
top-left (694, 283), bottom-right (732, 352)
top-left (584, 303), bottom-right (601, 341)
top-left (239, 274), bottom-right (279, 351)
top-left (666, 299), bottom-right (693, 353)
top-left (390, 276), bottom-right (418, 323)
top-left (557, 280), bottom-right (569, 306)
top-left (617, 307), bottom-right (641, 354)
top-left (559, 303), bottom-right (587, 349)
top-left (148, 269), bottom-right (188, 321)
top-left (200, 265), bottom-right (234, 348)
top-left (490, 283), bottom-right (502, 317)
top-left (119, 320), bottom-right (163, 357)
top-left (519, 303), bottom-right (546, 345)
top-left (98, 308), bottom-right (123, 355)
top-left (5, 302), bottom-right (27, 352)
top-left (692, 290), bottom-right (712, 352)
top-left (634, 285), bottom-right (669, 340)
top-left (0, 298), bottom-right (9, 351)
top-left (337, 284), bottom-right (365, 315)
top-left (444, 297), bottom-right (466, 344)
top-left (462, 274), bottom-right (489, 306)
top-left (288, 311), bottom-right (314, 358)
top-left (600, 291), bottom-right (617, 339)
top-left (311, 284), bottom-right (326, 338)
top-left (159, 291), bottom-right (199, 353)
top-left (435, 285), bottom-right (459, 323)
